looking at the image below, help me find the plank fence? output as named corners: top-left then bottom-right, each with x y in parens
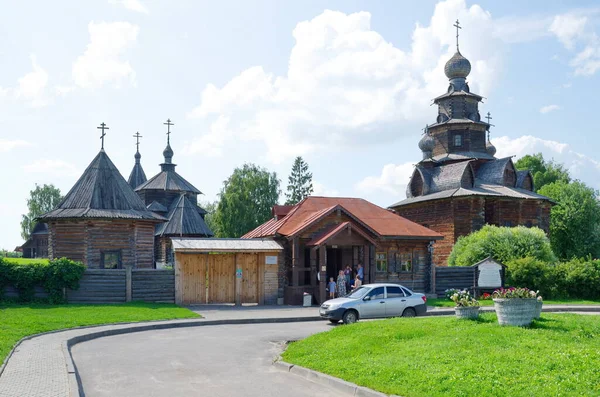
top-left (1, 268), bottom-right (175, 303)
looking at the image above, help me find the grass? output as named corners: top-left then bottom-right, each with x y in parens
top-left (1, 257), bottom-right (49, 264)
top-left (283, 314), bottom-right (600, 396)
top-left (427, 298), bottom-right (600, 307)
top-left (0, 302), bottom-right (199, 363)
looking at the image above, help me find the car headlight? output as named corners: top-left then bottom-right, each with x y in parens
top-left (327, 303), bottom-right (341, 310)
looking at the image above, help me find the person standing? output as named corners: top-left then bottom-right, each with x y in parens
top-left (344, 265), bottom-right (352, 290)
top-left (336, 270), bottom-right (347, 297)
top-left (352, 274), bottom-right (362, 290)
top-left (328, 277), bottom-right (336, 299)
top-left (357, 263), bottom-right (364, 282)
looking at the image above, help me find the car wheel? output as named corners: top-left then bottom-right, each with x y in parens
top-left (402, 307), bottom-right (417, 317)
top-left (329, 319), bottom-right (340, 324)
top-left (342, 310), bottom-right (358, 324)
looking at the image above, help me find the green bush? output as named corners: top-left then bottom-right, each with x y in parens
top-left (0, 257), bottom-right (85, 303)
top-left (448, 225), bottom-right (556, 267)
top-left (44, 258), bottom-right (86, 304)
top-left (555, 258), bottom-right (600, 300)
top-left (505, 257), bottom-right (554, 298)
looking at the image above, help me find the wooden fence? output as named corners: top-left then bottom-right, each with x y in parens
top-left (1, 268), bottom-right (175, 303)
top-left (434, 266), bottom-right (475, 297)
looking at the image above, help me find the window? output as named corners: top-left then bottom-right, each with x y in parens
top-left (503, 221), bottom-right (513, 227)
top-left (101, 250), bottom-right (122, 269)
top-left (454, 134), bottom-right (462, 147)
top-left (401, 287), bottom-right (413, 296)
top-left (375, 252), bottom-right (387, 272)
top-left (367, 287), bottom-right (385, 300)
top-left (386, 286), bottom-right (404, 298)
top-left (399, 252), bottom-right (413, 272)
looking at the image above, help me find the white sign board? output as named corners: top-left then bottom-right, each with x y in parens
top-left (265, 255), bottom-right (278, 265)
top-left (477, 261), bottom-right (502, 287)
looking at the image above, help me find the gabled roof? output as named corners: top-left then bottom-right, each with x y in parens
top-left (172, 238), bottom-right (282, 253)
top-left (31, 222), bottom-right (48, 235)
top-left (155, 194), bottom-right (213, 237)
top-left (135, 169), bottom-right (201, 194)
top-left (39, 150), bottom-right (164, 221)
top-left (147, 201), bottom-right (168, 213)
top-left (243, 196), bottom-right (442, 240)
top-left (476, 157), bottom-right (514, 186)
top-left (516, 170), bottom-right (534, 191)
top-left (306, 221), bottom-right (378, 247)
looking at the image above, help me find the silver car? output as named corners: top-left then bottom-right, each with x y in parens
top-left (319, 283), bottom-right (428, 324)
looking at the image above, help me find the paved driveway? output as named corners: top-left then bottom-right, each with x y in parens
top-left (72, 321), bottom-right (346, 397)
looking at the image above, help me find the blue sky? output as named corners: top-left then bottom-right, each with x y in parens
top-left (1, 0), bottom-right (599, 250)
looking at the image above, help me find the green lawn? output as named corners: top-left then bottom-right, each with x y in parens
top-left (0, 302), bottom-right (199, 363)
top-left (427, 298), bottom-right (600, 307)
top-left (1, 257), bottom-right (49, 264)
top-left (283, 314), bottom-right (600, 396)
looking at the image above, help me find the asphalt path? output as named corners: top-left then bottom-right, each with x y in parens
top-left (72, 321), bottom-right (347, 397)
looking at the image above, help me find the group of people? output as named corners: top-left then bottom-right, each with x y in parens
top-left (328, 263), bottom-right (364, 298)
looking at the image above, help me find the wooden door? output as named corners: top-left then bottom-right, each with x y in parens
top-left (178, 254), bottom-right (207, 304)
top-left (239, 253), bottom-right (259, 303)
top-left (208, 254), bottom-right (235, 303)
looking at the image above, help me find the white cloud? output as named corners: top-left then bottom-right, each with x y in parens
top-left (0, 139), bottom-right (30, 153)
top-left (355, 162), bottom-right (415, 197)
top-left (72, 21), bottom-right (139, 89)
top-left (549, 14), bottom-right (587, 49)
top-left (493, 135), bottom-right (600, 188)
top-left (188, 0), bottom-right (505, 163)
top-left (540, 104), bottom-right (561, 114)
top-left (22, 159), bottom-right (80, 177)
top-left (109, 0), bottom-right (149, 13)
top-left (15, 55), bottom-right (49, 107)
top-left (55, 85), bottom-right (76, 96)
top-left (184, 115), bottom-right (231, 157)
top-left (313, 182), bottom-right (340, 197)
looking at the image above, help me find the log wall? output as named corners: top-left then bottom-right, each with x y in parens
top-left (434, 266), bottom-right (475, 297)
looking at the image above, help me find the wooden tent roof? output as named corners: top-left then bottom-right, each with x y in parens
top-left (127, 151), bottom-right (147, 190)
top-left (243, 196), bottom-right (442, 240)
top-left (39, 150), bottom-right (164, 221)
top-left (155, 194), bottom-right (214, 237)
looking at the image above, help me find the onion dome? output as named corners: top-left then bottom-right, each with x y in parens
top-left (134, 150), bottom-right (141, 161)
top-left (444, 51), bottom-right (471, 80)
top-left (486, 139), bottom-right (497, 157)
top-left (163, 143), bottom-right (174, 164)
top-left (419, 132), bottom-right (435, 152)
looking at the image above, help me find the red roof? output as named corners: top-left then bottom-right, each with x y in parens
top-left (272, 205), bottom-right (294, 218)
top-left (242, 196), bottom-right (442, 240)
top-left (307, 221), bottom-right (378, 246)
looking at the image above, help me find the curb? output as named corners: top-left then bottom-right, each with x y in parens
top-left (424, 306), bottom-right (600, 316)
top-left (274, 358), bottom-right (399, 397)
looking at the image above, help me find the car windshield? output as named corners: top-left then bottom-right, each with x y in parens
top-left (345, 286), bottom-right (369, 299)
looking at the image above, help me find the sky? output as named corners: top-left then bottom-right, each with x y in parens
top-left (1, 0), bottom-right (599, 250)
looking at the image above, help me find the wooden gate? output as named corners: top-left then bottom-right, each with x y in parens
top-left (238, 253), bottom-right (259, 303)
top-left (178, 254), bottom-right (208, 304)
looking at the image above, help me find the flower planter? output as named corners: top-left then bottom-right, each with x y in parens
top-left (493, 298), bottom-right (537, 326)
top-left (534, 301), bottom-right (543, 319)
top-left (455, 306), bottom-right (480, 319)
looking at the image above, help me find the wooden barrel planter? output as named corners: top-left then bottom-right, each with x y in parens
top-left (455, 306), bottom-right (480, 319)
top-left (493, 298), bottom-right (537, 326)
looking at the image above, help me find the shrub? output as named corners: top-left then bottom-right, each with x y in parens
top-left (450, 290), bottom-right (479, 307)
top-left (506, 257), bottom-right (554, 298)
top-left (44, 258), bottom-right (86, 304)
top-left (555, 258), bottom-right (600, 300)
top-left (448, 225), bottom-right (556, 267)
top-left (0, 257), bottom-right (85, 303)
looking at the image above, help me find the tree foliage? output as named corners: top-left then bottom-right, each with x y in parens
top-left (285, 156), bottom-right (313, 205)
top-left (198, 200), bottom-right (219, 237)
top-left (213, 163), bottom-right (280, 238)
top-left (514, 153), bottom-right (570, 192)
top-left (448, 225), bottom-right (556, 267)
top-left (538, 180), bottom-right (600, 260)
top-left (20, 184), bottom-right (62, 240)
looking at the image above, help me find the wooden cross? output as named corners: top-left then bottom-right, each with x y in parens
top-left (453, 19), bottom-right (462, 52)
top-left (164, 118), bottom-right (174, 144)
top-left (485, 112), bottom-right (492, 124)
top-left (133, 131), bottom-right (142, 152)
top-left (422, 124), bottom-right (429, 135)
top-left (97, 122), bottom-right (109, 150)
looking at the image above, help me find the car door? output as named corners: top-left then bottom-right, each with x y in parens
top-left (359, 287), bottom-right (386, 318)
top-left (384, 286), bottom-right (408, 317)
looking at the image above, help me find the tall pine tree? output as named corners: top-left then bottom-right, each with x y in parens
top-left (285, 156), bottom-right (313, 205)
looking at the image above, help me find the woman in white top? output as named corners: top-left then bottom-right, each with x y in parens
top-left (352, 274), bottom-right (362, 289)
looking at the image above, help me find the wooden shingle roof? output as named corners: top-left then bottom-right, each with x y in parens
top-left (155, 194), bottom-right (214, 237)
top-left (39, 150), bottom-right (164, 221)
top-left (127, 151), bottom-right (147, 189)
top-left (135, 169), bottom-right (201, 194)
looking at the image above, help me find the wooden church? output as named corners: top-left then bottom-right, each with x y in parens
top-left (389, 23), bottom-right (552, 265)
top-left (39, 120), bottom-right (213, 269)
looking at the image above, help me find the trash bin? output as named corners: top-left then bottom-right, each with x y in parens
top-left (303, 293), bottom-right (312, 307)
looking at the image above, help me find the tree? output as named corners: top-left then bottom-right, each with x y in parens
top-left (198, 200), bottom-right (219, 236)
top-left (20, 184), bottom-right (62, 240)
top-left (213, 164), bottom-right (280, 238)
top-left (285, 156), bottom-right (313, 205)
top-left (448, 225), bottom-right (556, 267)
top-left (538, 180), bottom-right (600, 260)
top-left (514, 153), bottom-right (570, 192)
